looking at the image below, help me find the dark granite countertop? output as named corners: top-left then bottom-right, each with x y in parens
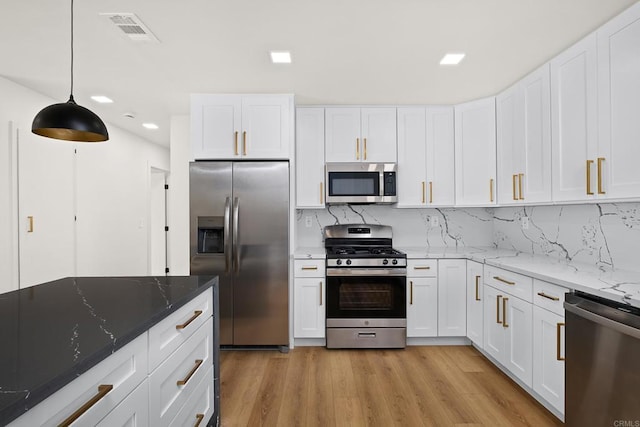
top-left (0, 275), bottom-right (217, 426)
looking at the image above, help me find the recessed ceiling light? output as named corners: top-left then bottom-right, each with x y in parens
top-left (142, 123), bottom-right (159, 130)
top-left (270, 51), bottom-right (292, 64)
top-left (91, 95), bottom-right (114, 104)
top-left (439, 53), bottom-right (466, 65)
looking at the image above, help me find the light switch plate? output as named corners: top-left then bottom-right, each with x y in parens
top-left (521, 216), bottom-right (529, 230)
top-left (305, 216), bottom-right (312, 228)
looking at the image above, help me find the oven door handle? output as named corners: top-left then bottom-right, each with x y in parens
top-left (326, 268), bottom-right (407, 277)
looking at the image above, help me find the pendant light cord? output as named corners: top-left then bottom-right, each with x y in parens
top-left (70, 0), bottom-right (74, 99)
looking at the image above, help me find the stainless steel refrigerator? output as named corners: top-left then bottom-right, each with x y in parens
top-left (189, 161), bottom-right (289, 347)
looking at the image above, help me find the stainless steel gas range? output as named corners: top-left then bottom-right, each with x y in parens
top-left (324, 224), bottom-right (407, 349)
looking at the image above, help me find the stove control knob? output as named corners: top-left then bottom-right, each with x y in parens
top-left (382, 259), bottom-right (389, 265)
top-left (336, 259), bottom-right (342, 265)
top-left (392, 259), bottom-right (398, 265)
top-left (346, 259), bottom-right (352, 265)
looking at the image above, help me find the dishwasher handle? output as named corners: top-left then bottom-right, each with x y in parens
top-left (564, 299), bottom-right (640, 340)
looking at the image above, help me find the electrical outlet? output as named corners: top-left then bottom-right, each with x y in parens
top-left (430, 216), bottom-right (439, 227)
top-left (521, 216), bottom-right (529, 230)
top-left (305, 216), bottom-right (313, 228)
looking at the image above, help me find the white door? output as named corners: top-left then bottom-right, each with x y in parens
top-left (407, 277), bottom-right (438, 337)
top-left (325, 107), bottom-right (361, 162)
top-left (504, 295), bottom-right (533, 388)
top-left (533, 306), bottom-right (565, 415)
top-left (360, 108), bottom-right (397, 162)
top-left (521, 64), bottom-right (552, 203)
top-left (241, 95), bottom-right (290, 159)
top-left (293, 278), bottom-right (325, 338)
top-left (295, 108), bottom-right (325, 208)
top-left (466, 261), bottom-right (484, 348)
top-left (496, 85), bottom-right (522, 204)
top-left (597, 2), bottom-right (640, 200)
top-left (397, 107), bottom-right (427, 207)
top-left (454, 97), bottom-right (497, 206)
top-left (191, 94), bottom-right (241, 159)
top-left (18, 129), bottom-right (76, 288)
top-left (551, 34), bottom-right (598, 202)
top-left (0, 120), bottom-right (19, 293)
top-left (149, 169), bottom-right (167, 276)
top-left (438, 260), bottom-right (466, 336)
top-left (426, 106), bottom-right (455, 206)
top-left (483, 285), bottom-right (505, 362)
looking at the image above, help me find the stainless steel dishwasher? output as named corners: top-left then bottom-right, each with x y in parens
top-left (564, 291), bottom-right (640, 426)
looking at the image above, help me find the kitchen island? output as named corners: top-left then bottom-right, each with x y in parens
top-left (0, 275), bottom-right (219, 426)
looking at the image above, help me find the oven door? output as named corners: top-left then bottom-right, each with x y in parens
top-left (326, 268), bottom-right (406, 325)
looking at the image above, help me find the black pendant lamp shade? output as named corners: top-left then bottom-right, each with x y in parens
top-left (32, 0), bottom-right (108, 142)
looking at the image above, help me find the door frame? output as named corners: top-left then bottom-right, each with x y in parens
top-left (148, 164), bottom-right (169, 276)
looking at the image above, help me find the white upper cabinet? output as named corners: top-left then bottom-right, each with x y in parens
top-left (191, 94), bottom-right (292, 160)
top-left (325, 107), bottom-right (397, 163)
top-left (397, 108), bottom-right (428, 207)
top-left (497, 65), bottom-right (551, 205)
top-left (597, 2), bottom-right (640, 200)
top-left (426, 107), bottom-right (455, 206)
top-left (295, 108), bottom-right (325, 208)
top-left (455, 97), bottom-right (497, 206)
top-left (551, 35), bottom-right (598, 201)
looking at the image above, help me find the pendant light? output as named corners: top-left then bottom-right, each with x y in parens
top-left (32, 0), bottom-right (109, 142)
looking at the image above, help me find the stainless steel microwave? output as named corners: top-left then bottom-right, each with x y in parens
top-left (325, 163), bottom-right (397, 204)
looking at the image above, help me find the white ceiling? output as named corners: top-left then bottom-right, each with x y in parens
top-left (1, 0), bottom-right (637, 147)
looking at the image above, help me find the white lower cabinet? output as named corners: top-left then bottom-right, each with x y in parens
top-left (170, 365), bottom-right (215, 427)
top-left (466, 261), bottom-right (484, 348)
top-left (293, 259), bottom-right (326, 339)
top-left (437, 260), bottom-right (467, 337)
top-left (96, 380), bottom-right (149, 427)
top-left (407, 276), bottom-right (438, 337)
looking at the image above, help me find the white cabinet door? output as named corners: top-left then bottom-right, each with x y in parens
top-left (521, 64), bottom-right (552, 203)
top-left (503, 295), bottom-right (533, 388)
top-left (406, 277), bottom-right (438, 337)
top-left (597, 2), bottom-right (640, 200)
top-left (483, 285), bottom-right (505, 362)
top-left (455, 97), bottom-right (497, 206)
top-left (295, 108), bottom-right (325, 208)
top-left (397, 107), bottom-right (428, 207)
top-left (496, 84), bottom-right (523, 205)
top-left (533, 306), bottom-right (565, 415)
top-left (551, 34), bottom-right (598, 202)
top-left (191, 94), bottom-right (241, 159)
top-left (426, 107), bottom-right (455, 206)
top-left (96, 380), bottom-right (149, 427)
top-left (325, 108), bottom-right (361, 162)
top-left (361, 108), bottom-right (397, 162)
top-left (241, 95), bottom-right (291, 159)
top-left (466, 261), bottom-right (484, 348)
top-left (437, 260), bottom-right (466, 337)
top-left (294, 277), bottom-right (325, 338)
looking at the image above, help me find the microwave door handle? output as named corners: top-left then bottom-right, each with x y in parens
top-left (233, 197), bottom-right (239, 273)
top-left (224, 197), bottom-right (231, 273)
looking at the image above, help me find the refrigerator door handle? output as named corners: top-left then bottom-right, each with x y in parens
top-left (224, 197), bottom-right (231, 273)
top-left (233, 197), bottom-right (239, 273)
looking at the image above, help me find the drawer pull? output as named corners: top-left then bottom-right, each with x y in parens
top-left (537, 292), bottom-right (560, 301)
top-left (59, 384), bottom-right (113, 427)
top-left (177, 359), bottom-right (204, 386)
top-left (195, 413), bottom-right (205, 427)
top-left (493, 276), bottom-right (515, 285)
top-left (301, 266), bottom-right (318, 271)
top-left (413, 266), bottom-right (431, 270)
top-left (176, 310), bottom-right (203, 330)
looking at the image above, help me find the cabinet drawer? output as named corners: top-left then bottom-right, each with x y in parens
top-left (170, 365), bottom-right (214, 427)
top-left (533, 280), bottom-right (568, 317)
top-left (294, 259), bottom-right (325, 277)
top-left (407, 259), bottom-right (438, 277)
top-left (149, 288), bottom-right (213, 371)
top-left (149, 317), bottom-right (213, 427)
top-left (96, 379), bottom-right (149, 427)
top-left (484, 266), bottom-right (533, 302)
top-left (9, 334), bottom-right (148, 427)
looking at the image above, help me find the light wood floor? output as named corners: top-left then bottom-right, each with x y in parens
top-left (219, 346), bottom-right (563, 427)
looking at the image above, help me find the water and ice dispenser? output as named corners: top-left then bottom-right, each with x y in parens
top-left (196, 216), bottom-right (224, 254)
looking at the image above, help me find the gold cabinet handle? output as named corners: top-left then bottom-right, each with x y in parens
top-left (195, 414), bottom-right (205, 427)
top-left (557, 322), bottom-right (565, 361)
top-left (413, 266), bottom-right (431, 270)
top-left (496, 295), bottom-right (502, 324)
top-left (301, 266), bottom-right (318, 271)
top-left (176, 310), bottom-right (203, 330)
top-left (597, 157), bottom-right (605, 195)
top-left (242, 131), bottom-right (247, 156)
top-left (537, 292), bottom-right (559, 301)
top-left (319, 281), bottom-right (323, 306)
top-left (429, 182), bottom-right (433, 204)
top-left (422, 181), bottom-right (426, 204)
top-left (27, 216), bottom-right (34, 233)
top-left (512, 174), bottom-right (518, 200)
top-left (410, 280), bottom-right (414, 305)
top-left (502, 297), bottom-right (509, 328)
top-left (519, 173), bottom-right (524, 200)
top-left (320, 182), bottom-right (324, 204)
top-left (363, 138), bottom-right (367, 160)
top-left (490, 178), bottom-right (494, 202)
top-left (586, 159), bottom-right (594, 195)
top-left (234, 131), bottom-right (239, 155)
top-left (177, 359), bottom-right (204, 386)
top-left (59, 384), bottom-right (113, 427)
top-left (475, 275), bottom-right (481, 301)
top-left (493, 276), bottom-right (515, 285)
top-left (356, 138), bottom-right (360, 160)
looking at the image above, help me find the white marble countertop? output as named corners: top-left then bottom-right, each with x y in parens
top-left (296, 245), bottom-right (640, 308)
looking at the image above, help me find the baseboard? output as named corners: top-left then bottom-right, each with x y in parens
top-left (407, 336), bottom-right (471, 346)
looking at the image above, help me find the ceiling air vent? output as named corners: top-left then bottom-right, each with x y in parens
top-left (100, 13), bottom-right (159, 43)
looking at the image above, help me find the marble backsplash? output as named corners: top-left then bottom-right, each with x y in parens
top-left (296, 202), bottom-right (640, 273)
